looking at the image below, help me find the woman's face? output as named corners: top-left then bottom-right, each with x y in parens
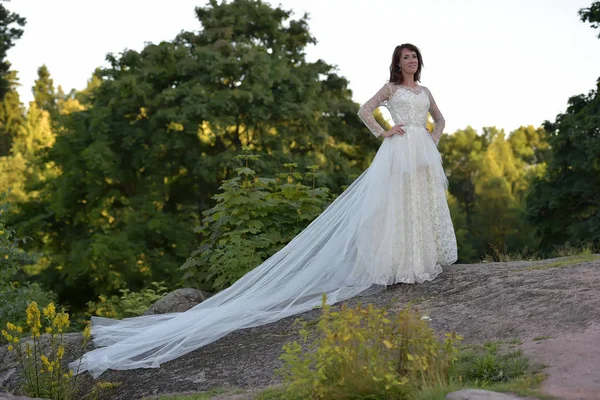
top-left (399, 48), bottom-right (418, 75)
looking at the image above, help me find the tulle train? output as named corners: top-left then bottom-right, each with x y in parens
top-left (70, 126), bottom-right (457, 378)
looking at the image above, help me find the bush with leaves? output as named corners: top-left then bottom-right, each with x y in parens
top-left (277, 296), bottom-right (463, 399)
top-left (1, 201), bottom-right (57, 342)
top-left (181, 153), bottom-right (330, 291)
top-left (86, 281), bottom-right (169, 319)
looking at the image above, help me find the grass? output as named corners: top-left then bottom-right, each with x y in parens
top-left (154, 387), bottom-right (242, 400)
top-left (483, 244), bottom-right (539, 263)
top-left (522, 252), bottom-right (599, 271)
top-left (410, 374), bottom-right (553, 400)
top-left (254, 387), bottom-right (287, 399)
top-left (483, 243), bottom-right (599, 266)
top-left (532, 335), bottom-right (553, 341)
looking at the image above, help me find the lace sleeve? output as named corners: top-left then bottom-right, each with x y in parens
top-left (358, 83), bottom-right (393, 137)
top-left (426, 87), bottom-right (445, 145)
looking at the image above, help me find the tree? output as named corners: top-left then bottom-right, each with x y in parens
top-left (438, 127), bottom-right (489, 221)
top-left (507, 125), bottom-right (550, 166)
top-left (0, 71), bottom-right (25, 156)
top-left (579, 1), bottom-right (600, 38)
top-left (0, 1), bottom-right (25, 100)
top-left (15, 0), bottom-right (381, 309)
top-left (526, 2), bottom-right (600, 252)
top-left (0, 102), bottom-right (56, 205)
top-left (32, 65), bottom-right (58, 119)
top-left (526, 82), bottom-right (600, 251)
top-left (438, 125), bottom-right (548, 261)
top-left (471, 132), bottom-right (537, 256)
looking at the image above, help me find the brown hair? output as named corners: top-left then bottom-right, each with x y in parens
top-left (389, 43), bottom-right (424, 84)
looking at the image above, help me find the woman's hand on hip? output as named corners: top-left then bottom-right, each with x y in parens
top-left (381, 124), bottom-right (405, 137)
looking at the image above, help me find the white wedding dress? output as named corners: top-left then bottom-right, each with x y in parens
top-left (70, 82), bottom-right (458, 378)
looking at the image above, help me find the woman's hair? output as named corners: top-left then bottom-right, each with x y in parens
top-left (389, 43), bottom-right (424, 84)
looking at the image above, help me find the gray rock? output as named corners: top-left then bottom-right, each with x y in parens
top-left (2, 257), bottom-right (600, 400)
top-left (445, 389), bottom-right (530, 400)
top-left (143, 288), bottom-right (212, 315)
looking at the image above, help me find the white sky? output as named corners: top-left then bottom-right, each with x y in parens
top-left (7, 0), bottom-right (600, 134)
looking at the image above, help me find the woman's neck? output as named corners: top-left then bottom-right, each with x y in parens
top-left (401, 74), bottom-right (417, 87)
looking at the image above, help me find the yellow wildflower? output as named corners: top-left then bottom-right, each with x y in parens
top-left (83, 322), bottom-right (92, 340)
top-left (6, 322), bottom-right (16, 331)
top-left (16, 326), bottom-right (22, 333)
top-left (43, 303), bottom-right (56, 319)
top-left (57, 345), bottom-right (65, 359)
top-left (46, 327), bottom-right (53, 334)
top-left (13, 337), bottom-right (19, 343)
top-left (7, 345), bottom-right (13, 351)
top-left (26, 302), bottom-right (42, 332)
top-left (53, 311), bottom-right (70, 333)
top-left (40, 355), bottom-right (51, 368)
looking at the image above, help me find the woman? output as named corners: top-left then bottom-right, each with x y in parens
top-left (71, 43), bottom-right (457, 378)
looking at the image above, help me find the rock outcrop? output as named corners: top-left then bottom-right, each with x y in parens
top-left (1, 257), bottom-right (599, 400)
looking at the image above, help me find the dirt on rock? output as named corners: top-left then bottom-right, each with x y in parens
top-left (1, 257), bottom-right (599, 400)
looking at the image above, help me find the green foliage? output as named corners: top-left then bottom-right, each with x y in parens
top-left (439, 126), bottom-right (545, 262)
top-left (277, 296), bottom-right (463, 399)
top-left (0, 201), bottom-right (57, 342)
top-left (526, 4), bottom-right (600, 253)
top-left (181, 155), bottom-right (330, 291)
top-left (32, 65), bottom-right (59, 120)
top-left (155, 388), bottom-right (238, 400)
top-left (0, 1), bottom-right (26, 100)
top-left (13, 0), bottom-right (378, 310)
top-left (526, 78), bottom-right (600, 252)
top-left (0, 101), bottom-right (57, 206)
top-left (521, 248), bottom-right (599, 271)
top-left (446, 193), bottom-right (477, 263)
top-left (483, 244), bottom-right (537, 263)
top-left (0, 283), bottom-right (58, 343)
top-left (0, 71), bottom-right (25, 156)
top-left (451, 343), bottom-right (532, 384)
top-left (86, 281), bottom-right (169, 319)
top-left (2, 302), bottom-right (91, 400)
top-left (579, 1), bottom-right (600, 38)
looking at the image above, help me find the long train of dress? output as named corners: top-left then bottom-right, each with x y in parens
top-left (70, 83), bottom-right (458, 378)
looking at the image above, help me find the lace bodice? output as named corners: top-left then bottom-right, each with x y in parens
top-left (357, 83), bottom-right (445, 144)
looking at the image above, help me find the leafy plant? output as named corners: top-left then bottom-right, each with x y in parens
top-left (1, 302), bottom-right (91, 400)
top-left (451, 343), bottom-right (532, 384)
top-left (0, 200), bottom-right (57, 342)
top-left (181, 152), bottom-right (330, 291)
top-left (277, 296), bottom-right (463, 399)
top-left (86, 281), bottom-right (169, 319)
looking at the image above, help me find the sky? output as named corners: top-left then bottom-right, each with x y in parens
top-left (7, 0), bottom-right (600, 134)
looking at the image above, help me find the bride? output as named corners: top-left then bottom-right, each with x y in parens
top-left (70, 43), bottom-right (458, 378)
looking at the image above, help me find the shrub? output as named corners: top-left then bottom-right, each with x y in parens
top-left (181, 153), bottom-right (330, 291)
top-left (1, 201), bottom-right (57, 342)
top-left (277, 296), bottom-right (463, 399)
top-left (86, 281), bottom-right (169, 319)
